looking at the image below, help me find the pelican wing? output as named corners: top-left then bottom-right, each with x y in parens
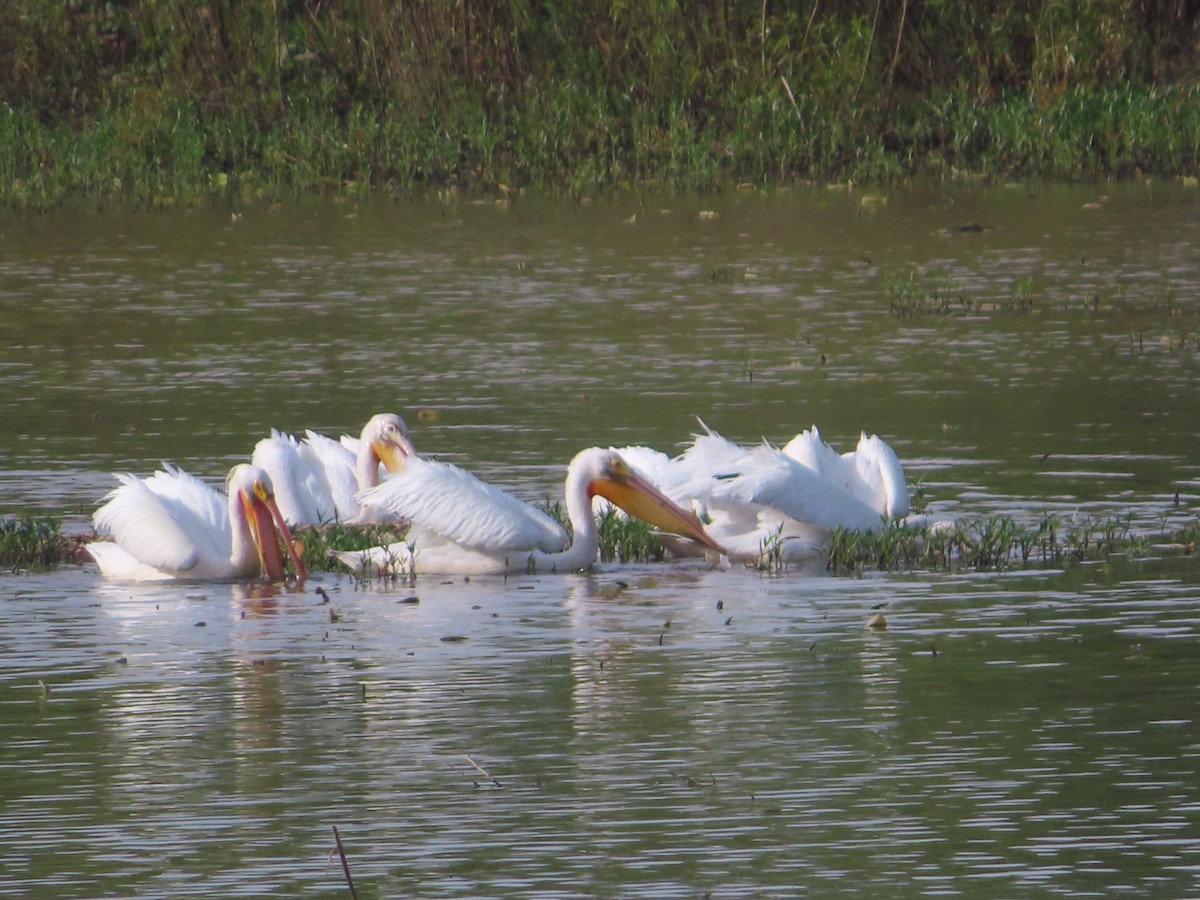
top-left (669, 426), bottom-right (757, 504)
top-left (686, 423), bottom-right (751, 470)
top-left (711, 446), bottom-right (885, 533)
top-left (93, 468), bottom-right (229, 574)
top-left (609, 445), bottom-right (673, 485)
top-left (606, 445), bottom-right (694, 507)
top-left (853, 433), bottom-right (909, 518)
top-left (301, 429), bottom-right (360, 521)
top-left (140, 464), bottom-right (231, 540)
top-left (358, 457), bottom-right (569, 553)
top-left (252, 432), bottom-right (322, 525)
top-left (781, 426), bottom-right (843, 477)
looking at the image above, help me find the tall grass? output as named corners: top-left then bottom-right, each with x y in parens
top-left (2, 1), bottom-right (1199, 205)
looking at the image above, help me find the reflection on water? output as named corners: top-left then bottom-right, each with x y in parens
top-left (2, 183), bottom-right (1200, 895)
top-left (2, 561), bottom-right (1199, 896)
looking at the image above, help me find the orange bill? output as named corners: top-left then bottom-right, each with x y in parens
top-left (590, 464), bottom-right (725, 555)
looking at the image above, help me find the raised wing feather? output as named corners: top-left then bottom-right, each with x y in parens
top-left (711, 446), bottom-right (884, 532)
top-left (301, 429), bottom-right (360, 521)
top-left (92, 468), bottom-right (229, 574)
top-left (781, 426), bottom-right (844, 478)
top-left (672, 426), bottom-right (754, 503)
top-left (358, 457), bottom-right (568, 554)
top-left (140, 464), bottom-right (231, 540)
top-left (853, 433), bottom-right (909, 518)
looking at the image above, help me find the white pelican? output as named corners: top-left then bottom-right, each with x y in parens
top-left (617, 422), bottom-right (909, 564)
top-left (330, 447), bottom-right (724, 576)
top-left (250, 413), bottom-right (417, 525)
top-left (86, 463), bottom-right (308, 582)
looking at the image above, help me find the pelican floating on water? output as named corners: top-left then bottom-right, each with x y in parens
top-left (617, 422), bottom-right (909, 563)
top-left (330, 447), bottom-right (724, 576)
top-left (86, 463), bottom-right (307, 582)
top-left (251, 413), bottom-right (417, 525)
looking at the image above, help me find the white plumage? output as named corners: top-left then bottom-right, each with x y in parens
top-left (331, 446), bottom-right (723, 576)
top-left (251, 413), bottom-right (417, 526)
top-left (86, 463), bottom-right (307, 582)
top-left (616, 421), bottom-right (909, 563)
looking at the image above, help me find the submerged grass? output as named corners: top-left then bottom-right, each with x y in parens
top-left (12, 507), bottom-right (1196, 577)
top-left (883, 269), bottom-right (1200, 333)
top-left (821, 512), bottom-right (1184, 577)
top-left (298, 521), bottom-right (410, 577)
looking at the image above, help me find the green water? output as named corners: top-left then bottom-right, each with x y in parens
top-left (1, 181), bottom-right (1199, 896)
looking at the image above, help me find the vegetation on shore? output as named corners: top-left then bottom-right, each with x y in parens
top-left (2, 1), bottom-right (1199, 207)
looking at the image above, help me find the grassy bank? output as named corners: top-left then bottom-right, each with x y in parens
top-left (2, 1), bottom-right (1199, 206)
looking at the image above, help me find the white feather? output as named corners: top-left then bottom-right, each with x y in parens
top-left (357, 456), bottom-right (568, 555)
top-left (86, 464), bottom-right (299, 581)
top-left (614, 421), bottom-right (910, 564)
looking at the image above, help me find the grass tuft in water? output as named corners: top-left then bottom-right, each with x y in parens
top-left (0, 516), bottom-right (76, 569)
top-left (596, 508), bottom-right (669, 564)
top-left (824, 511), bottom-right (1181, 576)
top-left (297, 521), bottom-right (411, 580)
top-left (544, 500), bottom-right (669, 564)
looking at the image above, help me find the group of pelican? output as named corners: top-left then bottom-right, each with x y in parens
top-left (85, 413), bottom-right (910, 582)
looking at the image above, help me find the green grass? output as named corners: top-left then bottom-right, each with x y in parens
top-left (2, 2), bottom-right (1200, 206)
top-left (820, 512), bottom-right (1175, 576)
top-left (546, 502), bottom-right (672, 565)
top-left (596, 508), bottom-right (670, 564)
top-left (297, 521), bottom-right (410, 575)
top-left (0, 516), bottom-right (75, 569)
top-left (19, 506), bottom-right (1198, 578)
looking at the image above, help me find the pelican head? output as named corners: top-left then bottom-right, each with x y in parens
top-left (581, 448), bottom-right (725, 555)
top-left (361, 413), bottom-right (418, 473)
top-left (228, 464), bottom-right (308, 581)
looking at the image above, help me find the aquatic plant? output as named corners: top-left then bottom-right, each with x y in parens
top-left (885, 269), bottom-right (963, 318)
top-left (544, 500), bottom-right (669, 565)
top-left (300, 521), bottom-right (412, 583)
top-left (596, 508), bottom-right (668, 564)
top-left (821, 509), bottom-right (1188, 577)
top-left (0, 516), bottom-right (71, 569)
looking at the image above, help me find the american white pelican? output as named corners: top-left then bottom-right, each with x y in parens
top-left (86, 463), bottom-right (308, 582)
top-left (617, 422), bottom-right (909, 564)
top-left (251, 413), bottom-right (417, 525)
top-left (330, 447), bottom-right (724, 576)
